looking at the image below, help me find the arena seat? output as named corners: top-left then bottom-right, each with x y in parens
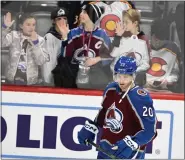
top-left (31, 11), bottom-right (52, 37)
top-left (140, 18), bottom-right (153, 41)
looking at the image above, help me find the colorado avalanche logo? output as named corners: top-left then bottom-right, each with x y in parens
top-left (122, 51), bottom-right (142, 66)
top-left (126, 51), bottom-right (142, 61)
top-left (104, 102), bottom-right (123, 133)
top-left (57, 9), bottom-right (65, 16)
top-left (72, 45), bottom-right (96, 63)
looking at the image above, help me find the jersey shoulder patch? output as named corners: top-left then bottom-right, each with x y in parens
top-left (129, 86), bottom-right (153, 105)
top-left (137, 88), bottom-right (148, 96)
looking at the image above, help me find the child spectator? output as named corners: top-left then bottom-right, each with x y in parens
top-left (53, 3), bottom-right (112, 89)
top-left (110, 8), bottom-right (151, 86)
top-left (41, 7), bottom-right (69, 86)
top-left (2, 12), bottom-right (49, 85)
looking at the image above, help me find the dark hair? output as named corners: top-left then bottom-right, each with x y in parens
top-left (18, 13), bottom-right (35, 25)
top-left (127, 1), bottom-right (136, 9)
top-left (151, 18), bottom-right (170, 40)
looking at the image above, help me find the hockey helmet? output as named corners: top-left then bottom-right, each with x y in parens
top-left (114, 56), bottom-right (137, 75)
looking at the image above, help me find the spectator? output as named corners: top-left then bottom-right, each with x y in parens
top-left (110, 8), bottom-right (151, 86)
top-left (145, 18), bottom-right (180, 92)
top-left (1, 12), bottom-right (49, 85)
top-left (41, 7), bottom-right (69, 86)
top-left (57, 1), bottom-right (93, 29)
top-left (52, 3), bottom-right (112, 89)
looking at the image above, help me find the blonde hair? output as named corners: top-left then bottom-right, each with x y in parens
top-left (123, 9), bottom-right (141, 30)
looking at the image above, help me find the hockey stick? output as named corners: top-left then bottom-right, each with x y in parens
top-left (87, 140), bottom-right (118, 159)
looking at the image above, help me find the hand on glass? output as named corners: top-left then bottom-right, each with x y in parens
top-left (56, 19), bottom-right (69, 40)
top-left (4, 12), bottom-right (15, 28)
top-left (115, 21), bottom-right (126, 36)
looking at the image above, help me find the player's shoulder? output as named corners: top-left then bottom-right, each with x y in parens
top-left (128, 85), bottom-right (153, 104)
top-left (103, 82), bottom-right (119, 96)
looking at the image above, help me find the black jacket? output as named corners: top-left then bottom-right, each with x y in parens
top-left (52, 56), bottom-right (79, 88)
top-left (47, 26), bottom-right (62, 40)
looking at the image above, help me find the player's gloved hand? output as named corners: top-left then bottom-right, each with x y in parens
top-left (77, 120), bottom-right (99, 146)
top-left (98, 141), bottom-right (117, 159)
top-left (111, 135), bottom-right (140, 159)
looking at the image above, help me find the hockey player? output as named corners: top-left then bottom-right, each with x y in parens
top-left (78, 56), bottom-right (158, 159)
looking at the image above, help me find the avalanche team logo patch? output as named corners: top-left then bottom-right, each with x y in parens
top-left (57, 9), bottom-right (65, 16)
top-left (137, 89), bottom-right (147, 96)
top-left (104, 102), bottom-right (123, 133)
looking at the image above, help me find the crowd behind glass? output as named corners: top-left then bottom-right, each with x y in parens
top-left (1, 1), bottom-right (184, 93)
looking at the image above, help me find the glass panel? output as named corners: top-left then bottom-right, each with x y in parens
top-left (1, 1), bottom-right (184, 93)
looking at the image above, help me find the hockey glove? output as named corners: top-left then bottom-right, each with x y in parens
top-left (111, 135), bottom-right (139, 159)
top-left (98, 140), bottom-right (117, 159)
top-left (77, 120), bottom-right (99, 146)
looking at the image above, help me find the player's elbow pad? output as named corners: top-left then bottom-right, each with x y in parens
top-left (133, 130), bottom-right (156, 146)
top-left (146, 130), bottom-right (156, 142)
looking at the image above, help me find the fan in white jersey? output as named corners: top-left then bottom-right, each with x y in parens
top-left (42, 7), bottom-right (69, 86)
top-left (110, 9), bottom-right (151, 87)
top-left (145, 18), bottom-right (180, 92)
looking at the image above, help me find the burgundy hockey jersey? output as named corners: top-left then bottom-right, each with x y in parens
top-left (95, 82), bottom-right (158, 151)
top-left (61, 25), bottom-right (111, 64)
